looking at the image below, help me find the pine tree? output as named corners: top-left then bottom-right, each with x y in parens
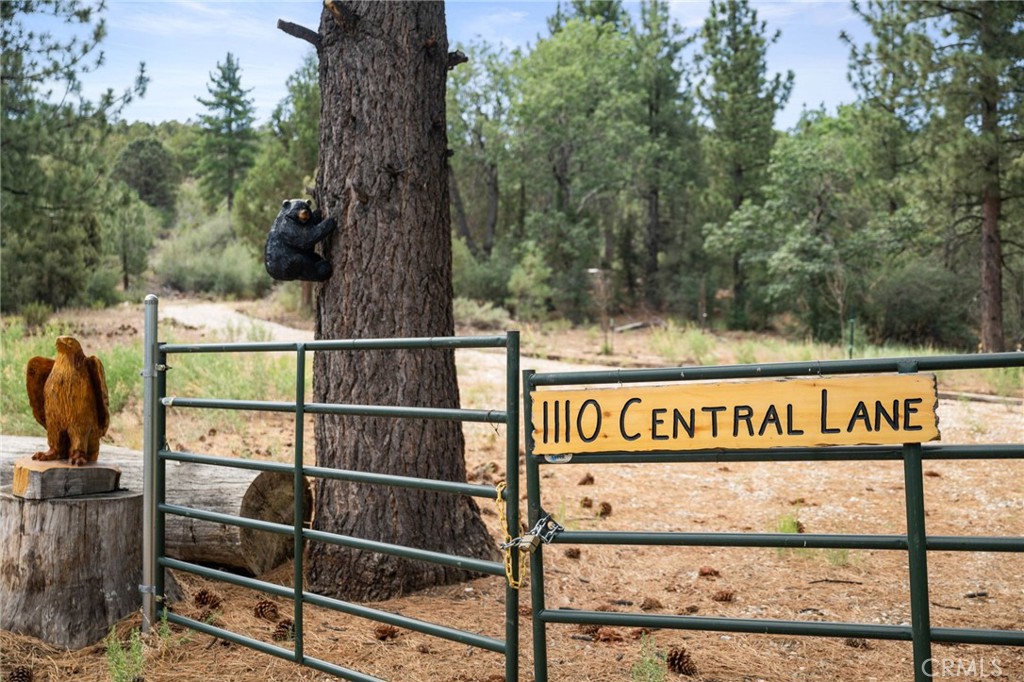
top-left (309, 1), bottom-right (496, 601)
top-left (849, 1), bottom-right (1024, 351)
top-left (632, 0), bottom-right (698, 309)
top-left (698, 0), bottom-right (793, 328)
top-left (194, 52), bottom-right (257, 215)
top-left (0, 0), bottom-right (146, 312)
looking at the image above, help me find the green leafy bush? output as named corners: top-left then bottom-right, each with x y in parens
top-left (453, 297), bottom-right (511, 330)
top-left (156, 214), bottom-right (271, 299)
top-left (866, 259), bottom-right (974, 350)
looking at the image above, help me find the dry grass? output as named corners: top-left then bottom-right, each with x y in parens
top-left (1, 300), bottom-right (1021, 681)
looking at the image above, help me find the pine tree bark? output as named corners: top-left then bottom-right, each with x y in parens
top-left (309, 0), bottom-right (497, 602)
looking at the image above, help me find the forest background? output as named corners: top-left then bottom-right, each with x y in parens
top-left (2, 0), bottom-right (1023, 353)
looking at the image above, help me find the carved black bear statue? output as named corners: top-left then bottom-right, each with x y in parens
top-left (265, 199), bottom-right (337, 282)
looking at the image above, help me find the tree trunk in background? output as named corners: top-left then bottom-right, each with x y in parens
top-left (309, 0), bottom-right (497, 602)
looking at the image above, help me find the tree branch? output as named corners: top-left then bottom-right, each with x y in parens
top-left (277, 19), bottom-right (321, 49)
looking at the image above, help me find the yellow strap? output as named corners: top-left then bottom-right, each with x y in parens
top-left (495, 481), bottom-right (523, 589)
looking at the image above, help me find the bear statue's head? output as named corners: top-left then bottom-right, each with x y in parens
top-left (281, 199), bottom-right (312, 224)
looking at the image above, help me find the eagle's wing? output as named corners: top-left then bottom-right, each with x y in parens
top-left (86, 355), bottom-right (111, 435)
top-left (26, 357), bottom-right (55, 428)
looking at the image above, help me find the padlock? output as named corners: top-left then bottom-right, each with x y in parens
top-left (518, 534), bottom-right (541, 553)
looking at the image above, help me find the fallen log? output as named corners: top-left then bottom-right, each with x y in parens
top-left (0, 435), bottom-right (311, 576)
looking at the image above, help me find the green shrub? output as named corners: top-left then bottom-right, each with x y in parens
top-left (507, 242), bottom-right (552, 322)
top-left (452, 237), bottom-right (513, 305)
top-left (651, 320), bottom-right (716, 365)
top-left (20, 302), bottom-right (52, 331)
top-left (156, 214), bottom-right (271, 299)
top-left (453, 297), bottom-right (511, 330)
top-left (105, 627), bottom-right (145, 682)
top-left (83, 260), bottom-right (123, 309)
top-left (866, 259), bottom-right (974, 350)
top-left (630, 634), bottom-right (667, 682)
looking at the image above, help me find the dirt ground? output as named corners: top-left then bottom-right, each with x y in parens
top-left (2, 299), bottom-right (1021, 682)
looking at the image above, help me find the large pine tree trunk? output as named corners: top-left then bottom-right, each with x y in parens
top-left (309, 0), bottom-right (497, 602)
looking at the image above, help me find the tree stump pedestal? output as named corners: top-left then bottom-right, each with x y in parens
top-left (0, 458), bottom-right (143, 649)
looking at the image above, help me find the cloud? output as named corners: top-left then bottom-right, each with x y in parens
top-left (108, 1), bottom-right (280, 41)
top-left (449, 5), bottom-right (536, 50)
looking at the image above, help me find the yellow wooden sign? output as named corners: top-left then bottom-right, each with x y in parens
top-left (530, 374), bottom-right (939, 455)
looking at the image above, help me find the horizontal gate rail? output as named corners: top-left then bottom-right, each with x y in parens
top-left (161, 449), bottom-right (501, 498)
top-left (552, 443), bottom-right (1023, 464)
top-left (550, 530), bottom-right (1023, 552)
top-left (141, 295), bottom-right (521, 682)
top-left (159, 396), bottom-right (507, 423)
top-left (527, 352), bottom-right (1024, 386)
top-left (159, 557), bottom-right (507, 652)
top-left (524, 351), bottom-right (1023, 682)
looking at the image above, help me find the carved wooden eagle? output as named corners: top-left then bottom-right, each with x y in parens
top-left (26, 336), bottom-right (110, 466)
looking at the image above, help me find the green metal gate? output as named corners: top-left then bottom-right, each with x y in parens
top-left (140, 295), bottom-right (522, 682)
top-left (522, 353), bottom-right (1023, 682)
top-left (142, 289), bottom-right (1022, 681)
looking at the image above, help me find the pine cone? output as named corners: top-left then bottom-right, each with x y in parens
top-left (698, 566), bottom-right (720, 578)
top-left (578, 472), bottom-right (595, 485)
top-left (597, 501), bottom-right (613, 518)
top-left (6, 666), bottom-right (33, 682)
top-left (272, 618), bottom-right (295, 642)
top-left (712, 589), bottom-right (735, 603)
top-left (564, 547), bottom-right (581, 559)
top-left (254, 599), bottom-right (279, 621)
top-left (580, 497), bottom-right (594, 509)
top-left (666, 646), bottom-right (698, 676)
top-left (373, 623), bottom-right (400, 641)
top-left (595, 627), bottom-right (623, 642)
top-left (193, 588), bottom-right (222, 609)
top-left (640, 597), bottom-right (663, 611)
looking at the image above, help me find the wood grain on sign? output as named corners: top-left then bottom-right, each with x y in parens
top-left (12, 457), bottom-right (121, 499)
top-left (530, 374), bottom-right (939, 455)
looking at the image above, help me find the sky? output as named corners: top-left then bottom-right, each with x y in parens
top-left (25, 1), bottom-right (872, 131)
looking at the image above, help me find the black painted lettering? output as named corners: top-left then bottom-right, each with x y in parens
top-left (673, 408), bottom-right (696, 438)
top-left (734, 405), bottom-right (754, 437)
top-left (875, 399), bottom-right (899, 431)
top-left (702, 406), bottom-right (726, 438)
top-left (553, 399), bottom-right (560, 443)
top-left (847, 400), bottom-right (872, 432)
top-left (820, 389), bottom-right (840, 434)
top-left (542, 400), bottom-right (549, 444)
top-left (578, 399), bottom-right (602, 442)
top-left (786, 404), bottom-right (805, 435)
top-left (651, 408), bottom-right (669, 440)
top-left (903, 398), bottom-right (923, 431)
top-left (620, 397), bottom-right (642, 441)
top-left (759, 404), bottom-right (783, 436)
top-left (565, 399), bottom-right (571, 444)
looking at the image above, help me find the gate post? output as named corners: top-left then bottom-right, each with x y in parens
top-left (900, 359), bottom-right (932, 681)
top-left (523, 369), bottom-right (550, 682)
top-left (141, 294), bottom-right (159, 632)
top-left (904, 440), bottom-right (933, 681)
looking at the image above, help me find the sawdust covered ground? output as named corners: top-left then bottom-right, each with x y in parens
top-left (2, 300), bottom-right (1021, 681)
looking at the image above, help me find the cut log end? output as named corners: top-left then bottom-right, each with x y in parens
top-left (239, 471), bottom-right (314, 576)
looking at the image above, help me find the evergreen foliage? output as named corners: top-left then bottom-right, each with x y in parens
top-left (698, 0), bottom-right (794, 328)
top-left (111, 137), bottom-right (179, 215)
top-left (0, 0), bottom-right (146, 313)
top-left (193, 52), bottom-right (257, 214)
top-left (235, 53), bottom-right (319, 252)
top-left (4, 1), bottom-right (1018, 350)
